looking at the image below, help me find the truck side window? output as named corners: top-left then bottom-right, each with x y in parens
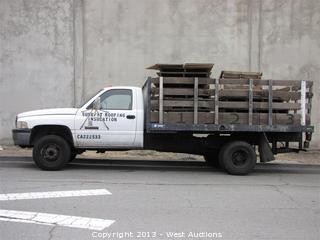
top-left (99, 89), bottom-right (132, 110)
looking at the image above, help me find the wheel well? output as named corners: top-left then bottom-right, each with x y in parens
top-left (30, 125), bottom-right (74, 147)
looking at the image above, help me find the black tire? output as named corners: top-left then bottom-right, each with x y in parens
top-left (219, 141), bottom-right (257, 175)
top-left (33, 135), bottom-right (71, 170)
top-left (204, 150), bottom-right (221, 168)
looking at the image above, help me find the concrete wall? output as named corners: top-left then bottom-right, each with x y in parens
top-left (81, 0), bottom-right (251, 98)
top-left (0, 0), bottom-right (74, 143)
top-left (1, 0), bottom-right (319, 147)
top-left (259, 0), bottom-right (320, 146)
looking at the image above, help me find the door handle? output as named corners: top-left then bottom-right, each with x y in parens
top-left (126, 115), bottom-right (136, 119)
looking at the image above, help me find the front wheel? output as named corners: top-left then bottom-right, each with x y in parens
top-left (219, 141), bottom-right (257, 175)
top-left (33, 135), bottom-right (71, 170)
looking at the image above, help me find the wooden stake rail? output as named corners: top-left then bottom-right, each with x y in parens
top-left (151, 77), bottom-right (214, 85)
top-left (150, 77), bottom-right (313, 127)
top-left (219, 78), bottom-right (313, 87)
top-left (151, 88), bottom-right (313, 101)
top-left (150, 101), bottom-right (310, 111)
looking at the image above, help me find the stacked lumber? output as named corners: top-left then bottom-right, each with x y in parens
top-left (149, 63), bottom-right (214, 114)
top-left (147, 63), bottom-right (213, 78)
top-left (220, 70), bottom-right (262, 91)
top-left (150, 77), bottom-right (214, 112)
top-left (220, 70), bottom-right (262, 79)
top-left (148, 65), bottom-right (313, 126)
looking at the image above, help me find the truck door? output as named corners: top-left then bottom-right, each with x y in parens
top-left (75, 89), bottom-right (137, 147)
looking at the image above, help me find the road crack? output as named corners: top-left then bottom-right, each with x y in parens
top-left (272, 185), bottom-right (300, 206)
top-left (48, 224), bottom-right (56, 240)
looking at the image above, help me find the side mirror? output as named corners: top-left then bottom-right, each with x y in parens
top-left (93, 97), bottom-right (101, 110)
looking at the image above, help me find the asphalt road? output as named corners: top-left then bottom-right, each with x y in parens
top-left (0, 156), bottom-right (319, 240)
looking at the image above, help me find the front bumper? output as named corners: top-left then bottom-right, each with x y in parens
top-left (12, 129), bottom-right (31, 146)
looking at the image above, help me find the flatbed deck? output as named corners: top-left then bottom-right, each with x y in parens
top-left (142, 77), bottom-right (314, 135)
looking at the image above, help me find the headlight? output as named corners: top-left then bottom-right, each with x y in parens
top-left (16, 121), bottom-right (28, 129)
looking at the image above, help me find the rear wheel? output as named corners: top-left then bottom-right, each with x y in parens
top-left (203, 150), bottom-right (221, 168)
top-left (219, 141), bottom-right (256, 175)
top-left (33, 135), bottom-right (71, 170)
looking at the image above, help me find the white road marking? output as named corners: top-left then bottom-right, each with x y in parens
top-left (0, 189), bottom-right (111, 201)
top-left (0, 210), bottom-right (115, 230)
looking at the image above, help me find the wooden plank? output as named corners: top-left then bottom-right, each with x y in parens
top-left (219, 79), bottom-right (313, 87)
top-left (292, 81), bottom-right (312, 91)
top-left (268, 80), bottom-right (273, 125)
top-left (194, 77), bottom-right (198, 124)
top-left (249, 79), bottom-right (253, 125)
top-left (151, 100), bottom-right (311, 111)
top-left (159, 77), bottom-right (164, 124)
top-left (301, 80), bottom-right (306, 126)
top-left (218, 101), bottom-right (310, 110)
top-left (156, 71), bottom-right (211, 77)
top-left (152, 78), bottom-right (313, 88)
top-left (150, 112), bottom-right (308, 125)
top-left (151, 88), bottom-right (313, 100)
top-left (220, 71), bottom-right (262, 79)
top-left (151, 88), bottom-right (214, 96)
top-left (151, 77), bottom-right (214, 85)
top-left (215, 78), bottom-right (219, 124)
top-left (151, 100), bottom-right (214, 109)
top-left (218, 89), bottom-right (312, 101)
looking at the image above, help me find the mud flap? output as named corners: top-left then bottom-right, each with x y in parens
top-left (259, 133), bottom-right (275, 162)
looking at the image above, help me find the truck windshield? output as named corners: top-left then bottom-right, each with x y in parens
top-left (77, 89), bottom-right (103, 108)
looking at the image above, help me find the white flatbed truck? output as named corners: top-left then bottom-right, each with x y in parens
top-left (12, 65), bottom-right (314, 175)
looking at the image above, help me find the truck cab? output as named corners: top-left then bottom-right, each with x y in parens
top-left (74, 86), bottom-right (144, 148)
top-left (12, 86), bottom-right (144, 170)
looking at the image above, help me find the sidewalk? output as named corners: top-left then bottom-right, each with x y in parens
top-left (0, 145), bottom-right (319, 165)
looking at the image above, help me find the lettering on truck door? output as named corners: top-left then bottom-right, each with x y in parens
top-left (75, 89), bottom-right (137, 147)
